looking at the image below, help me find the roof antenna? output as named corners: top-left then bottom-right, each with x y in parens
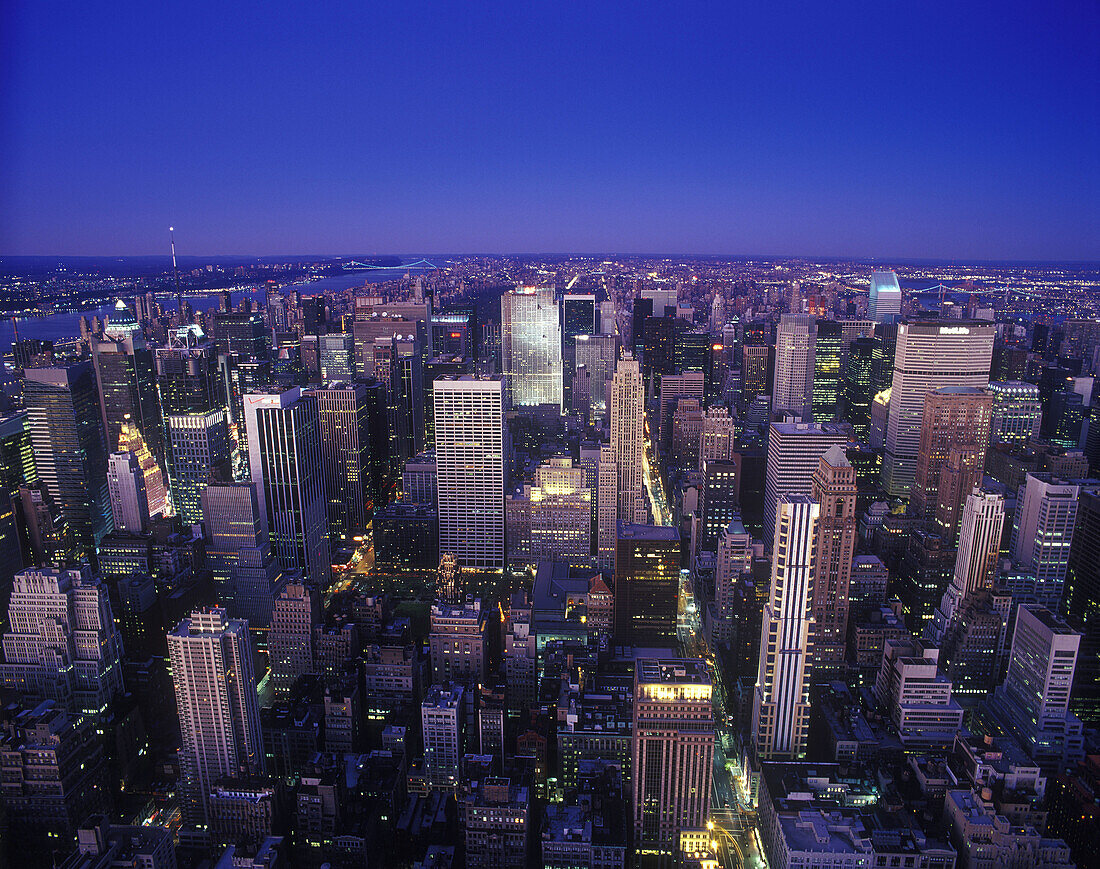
top-left (170, 226), bottom-right (184, 322)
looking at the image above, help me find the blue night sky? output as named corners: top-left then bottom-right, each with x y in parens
top-left (2, 1), bottom-right (1098, 260)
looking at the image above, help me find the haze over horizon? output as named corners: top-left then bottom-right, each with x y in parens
top-left (2, 2), bottom-right (1098, 260)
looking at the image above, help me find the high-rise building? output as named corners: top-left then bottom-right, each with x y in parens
top-left (313, 381), bottom-right (389, 546)
top-left (698, 405), bottom-right (736, 470)
top-left (699, 458), bottom-right (740, 556)
top-left (268, 582), bottom-right (319, 699)
top-left (106, 452), bottom-right (149, 534)
top-left (318, 332), bottom-right (355, 382)
top-left (753, 496), bottom-right (818, 760)
top-left (597, 443), bottom-right (618, 569)
top-left (883, 321), bottom-right (995, 497)
top-left (24, 364), bottom-right (112, 559)
top-left (843, 335), bottom-right (875, 440)
top-left (812, 319), bottom-right (842, 423)
top-left (610, 356), bottom-right (646, 525)
top-left (165, 408), bottom-right (232, 526)
top-left (90, 304), bottom-right (161, 457)
top-left (155, 342), bottom-right (221, 416)
top-left (613, 525), bottom-right (680, 647)
top-left (1064, 491), bottom-right (1100, 724)
top-left (809, 447), bottom-right (857, 667)
top-left (428, 598), bottom-right (487, 686)
top-left (117, 421), bottom-right (168, 518)
top-left (168, 608), bottom-right (263, 830)
top-left (658, 371), bottom-right (705, 453)
top-left (988, 381), bottom-right (1043, 445)
top-left (762, 421), bottom-right (847, 547)
top-left (201, 481), bottom-right (282, 630)
top-left (505, 457), bottom-right (592, 566)
top-left (433, 376), bottom-right (505, 570)
top-left (501, 287), bottom-right (562, 409)
top-left (909, 386), bottom-right (993, 541)
top-left (992, 605), bottom-right (1085, 769)
top-left (574, 333), bottom-right (618, 421)
top-left (1010, 474), bottom-right (1079, 610)
top-left (422, 683), bottom-right (464, 792)
top-left (0, 566), bottom-right (124, 716)
top-left (708, 517), bottom-right (752, 648)
top-left (770, 314), bottom-right (816, 421)
top-left (632, 659), bottom-right (714, 869)
top-left (244, 387), bottom-right (330, 586)
top-left (868, 270), bottom-right (902, 322)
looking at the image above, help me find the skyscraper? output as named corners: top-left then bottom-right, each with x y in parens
top-left (90, 302), bottom-right (161, 457)
top-left (868, 270), bottom-right (902, 322)
top-left (611, 355), bottom-right (646, 525)
top-left (771, 314), bottom-right (817, 421)
top-left (987, 381), bottom-right (1043, 445)
top-left (698, 404), bottom-right (736, 470)
top-left (106, 452), bottom-right (149, 534)
top-left (909, 386), bottom-right (993, 541)
top-left (268, 581), bottom-right (319, 699)
top-left (117, 420), bottom-right (168, 518)
top-left (244, 387), bottom-right (330, 587)
top-left (433, 376), bottom-right (505, 570)
top-left (811, 319), bottom-right (842, 423)
top-left (574, 333), bottom-right (618, 421)
top-left (24, 363), bottom-right (112, 560)
top-left (1064, 491), bottom-right (1100, 724)
top-left (613, 525), bottom-right (680, 647)
top-left (501, 287), bottom-right (563, 409)
top-left (1010, 473), bottom-right (1079, 610)
top-left (313, 380), bottom-right (389, 546)
top-left (753, 495), bottom-right (818, 760)
top-left (165, 409), bottom-right (231, 526)
top-left (0, 566), bottom-right (124, 717)
top-left (632, 659), bottom-right (714, 869)
top-left (809, 446), bottom-right (857, 667)
top-left (882, 321), bottom-right (995, 497)
top-left (201, 481), bottom-right (282, 630)
top-left (318, 332), bottom-right (355, 382)
top-left (422, 683), bottom-right (464, 792)
top-left (168, 608), bottom-right (264, 830)
top-left (762, 421), bottom-right (847, 547)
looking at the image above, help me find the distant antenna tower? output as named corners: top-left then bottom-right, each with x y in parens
top-left (169, 226), bottom-right (184, 320)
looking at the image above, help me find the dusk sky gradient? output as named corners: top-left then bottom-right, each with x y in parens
top-left (2, 1), bottom-right (1098, 260)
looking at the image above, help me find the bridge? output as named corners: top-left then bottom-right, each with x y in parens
top-left (342, 258), bottom-right (439, 271)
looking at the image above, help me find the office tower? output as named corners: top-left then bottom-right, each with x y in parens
top-left (883, 321), bottom-right (995, 497)
top-left (201, 481), bottom-right (281, 630)
top-left (90, 303), bottom-right (161, 456)
top-left (610, 356), bottom-right (646, 524)
top-left (0, 566), bottom-right (124, 715)
top-left (809, 447), bottom-right (857, 667)
top-left (910, 387), bottom-right (993, 539)
top-left (106, 452), bottom-right (148, 534)
top-left (993, 606), bottom-right (1085, 768)
top-left (762, 421), bottom-right (847, 547)
top-left (562, 293), bottom-right (596, 377)
top-left (117, 420), bottom-right (168, 518)
top-left (421, 683), bottom-right (464, 792)
top-left (505, 457), bottom-right (591, 566)
top-left (899, 529), bottom-right (957, 633)
top-left (314, 381), bottom-right (389, 546)
top-left (988, 381), bottom-right (1043, 445)
top-left (574, 333), bottom-right (617, 421)
top-left (673, 330), bottom-right (711, 393)
top-left (1047, 390), bottom-right (1086, 449)
top-left (753, 496), bottom-right (818, 760)
top-left (429, 597), bottom-right (487, 687)
top-left (315, 332), bottom-right (353, 383)
top-left (465, 778), bottom-right (529, 869)
top-left (244, 387), bottom-right (330, 586)
top-left (211, 309), bottom-right (268, 360)
top-left (1064, 492), bottom-right (1100, 723)
top-left (596, 444), bottom-right (618, 569)
top-left (843, 335), bottom-right (875, 440)
top-left (740, 345), bottom-right (772, 410)
top-left (613, 525), bottom-right (680, 647)
top-left (698, 405), bottom-right (736, 469)
top-left (699, 458), bottom-right (740, 556)
top-left (669, 398), bottom-right (704, 470)
top-left (168, 608), bottom-right (263, 830)
top-left (951, 489), bottom-right (1005, 599)
top-left (402, 451), bottom-right (437, 506)
top-left (501, 287), bottom-right (562, 409)
top-left (708, 517), bottom-right (752, 647)
top-left (24, 364), bottom-right (111, 559)
top-left (709, 292), bottom-right (726, 333)
top-left (658, 371), bottom-right (704, 454)
top-left (812, 319), bottom-right (842, 423)
top-left (155, 342), bottom-right (221, 416)
top-left (771, 314), bottom-right (816, 420)
top-left (868, 269), bottom-right (902, 322)
top-left (1010, 474), bottom-right (1079, 610)
top-left (268, 582), bottom-right (319, 699)
top-left (632, 660), bottom-right (714, 869)
top-left (873, 638), bottom-right (964, 747)
top-left (165, 409), bottom-right (231, 526)
top-left (433, 376), bottom-right (505, 570)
